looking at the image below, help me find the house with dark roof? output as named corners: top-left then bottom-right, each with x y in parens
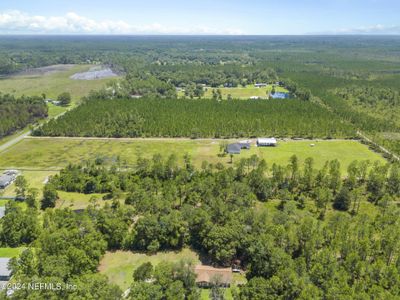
top-left (225, 142), bottom-right (251, 154)
top-left (194, 265), bottom-right (232, 287)
top-left (226, 143), bottom-right (241, 154)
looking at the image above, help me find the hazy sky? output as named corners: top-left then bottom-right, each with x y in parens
top-left (0, 0), bottom-right (399, 35)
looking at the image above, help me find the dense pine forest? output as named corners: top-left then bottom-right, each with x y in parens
top-left (33, 98), bottom-right (355, 139)
top-left (5, 155), bottom-right (400, 299)
top-left (0, 94), bottom-right (48, 138)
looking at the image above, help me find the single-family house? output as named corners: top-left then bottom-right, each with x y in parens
top-left (194, 265), bottom-right (232, 287)
top-left (271, 92), bottom-right (289, 99)
top-left (226, 143), bottom-right (242, 154)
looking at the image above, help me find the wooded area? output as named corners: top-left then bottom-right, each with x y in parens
top-left (0, 94), bottom-right (47, 138)
top-left (33, 98), bottom-right (355, 139)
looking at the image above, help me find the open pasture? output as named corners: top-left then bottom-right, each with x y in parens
top-left (0, 138), bottom-right (385, 174)
top-left (0, 64), bottom-right (116, 100)
top-left (99, 248), bottom-right (200, 290)
top-left (181, 85), bottom-right (288, 99)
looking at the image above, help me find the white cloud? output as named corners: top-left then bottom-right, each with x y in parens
top-left (0, 10), bottom-right (244, 35)
top-left (336, 24), bottom-right (400, 34)
top-left (314, 24), bottom-right (400, 35)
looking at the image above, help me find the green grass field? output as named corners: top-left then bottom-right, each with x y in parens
top-left (0, 170), bottom-right (58, 198)
top-left (99, 248), bottom-right (200, 290)
top-left (56, 191), bottom-right (112, 210)
top-left (0, 138), bottom-right (385, 172)
top-left (0, 64), bottom-right (116, 100)
top-left (179, 85), bottom-right (288, 100)
top-left (0, 247), bottom-right (25, 258)
top-left (0, 64), bottom-right (119, 117)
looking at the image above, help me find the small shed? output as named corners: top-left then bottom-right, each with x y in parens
top-left (257, 138), bottom-right (277, 147)
top-left (194, 265), bottom-right (232, 287)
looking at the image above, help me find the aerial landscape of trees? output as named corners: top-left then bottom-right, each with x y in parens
top-left (2, 154), bottom-right (399, 299)
top-left (33, 98), bottom-right (355, 139)
top-left (1, 35), bottom-right (400, 299)
top-left (0, 94), bottom-right (48, 138)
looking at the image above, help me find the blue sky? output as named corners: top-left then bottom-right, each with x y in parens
top-left (0, 0), bottom-right (399, 35)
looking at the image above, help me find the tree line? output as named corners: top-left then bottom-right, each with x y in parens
top-left (0, 94), bottom-right (48, 138)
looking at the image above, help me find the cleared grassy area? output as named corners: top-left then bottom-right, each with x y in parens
top-left (0, 247), bottom-right (25, 258)
top-left (0, 64), bottom-right (119, 145)
top-left (180, 85), bottom-right (288, 100)
top-left (0, 64), bottom-right (116, 102)
top-left (0, 138), bottom-right (386, 174)
top-left (56, 191), bottom-right (112, 210)
top-left (99, 248), bottom-right (200, 290)
top-left (0, 170), bottom-right (58, 198)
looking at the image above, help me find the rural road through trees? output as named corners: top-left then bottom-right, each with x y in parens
top-left (357, 131), bottom-right (399, 161)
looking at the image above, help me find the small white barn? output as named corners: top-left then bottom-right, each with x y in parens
top-left (257, 138), bottom-right (277, 147)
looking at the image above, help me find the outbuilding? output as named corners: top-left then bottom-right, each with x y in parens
top-left (257, 138), bottom-right (277, 147)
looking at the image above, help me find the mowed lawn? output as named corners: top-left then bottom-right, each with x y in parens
top-left (0, 138), bottom-right (385, 173)
top-left (99, 248), bottom-right (200, 290)
top-left (0, 247), bottom-right (26, 258)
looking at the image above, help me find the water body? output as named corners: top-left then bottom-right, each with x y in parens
top-left (70, 67), bottom-right (118, 80)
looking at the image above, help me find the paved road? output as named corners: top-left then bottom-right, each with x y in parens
top-left (0, 130), bottom-right (31, 154)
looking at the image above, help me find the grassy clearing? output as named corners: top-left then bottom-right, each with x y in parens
top-left (0, 170), bottom-right (58, 198)
top-left (56, 191), bottom-right (111, 210)
top-left (99, 248), bottom-right (200, 290)
top-left (0, 247), bottom-right (25, 258)
top-left (0, 64), bottom-right (119, 145)
top-left (180, 85), bottom-right (288, 100)
top-left (0, 138), bottom-right (385, 174)
top-left (0, 64), bottom-right (116, 102)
